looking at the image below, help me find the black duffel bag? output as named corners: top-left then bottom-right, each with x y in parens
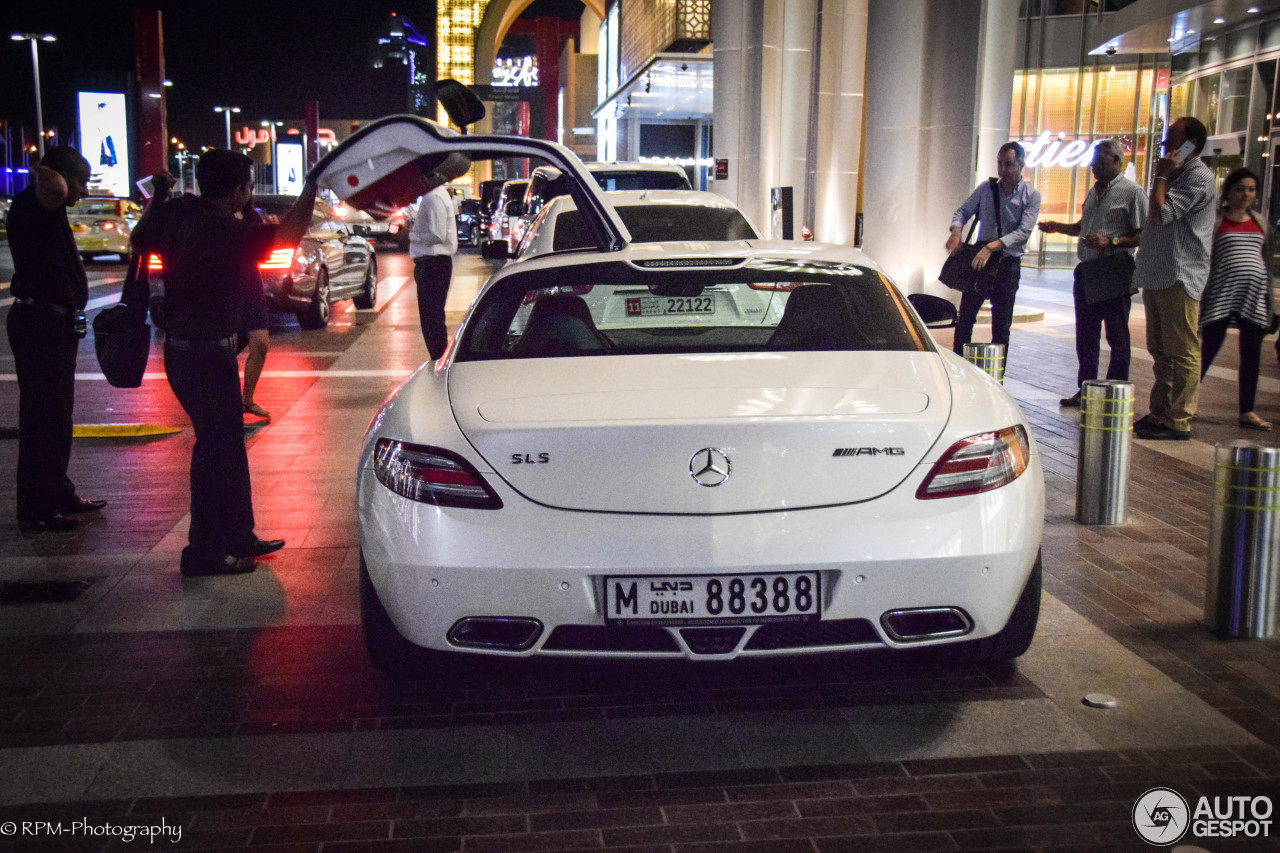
top-left (93, 251), bottom-right (151, 388)
top-left (940, 178), bottom-right (1005, 298)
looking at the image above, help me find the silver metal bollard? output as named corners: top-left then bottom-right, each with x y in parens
top-left (962, 343), bottom-right (1005, 383)
top-left (1075, 380), bottom-right (1133, 526)
top-left (1204, 440), bottom-right (1280, 639)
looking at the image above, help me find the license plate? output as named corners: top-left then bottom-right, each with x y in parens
top-left (624, 295), bottom-right (715, 317)
top-left (604, 571), bottom-right (820, 626)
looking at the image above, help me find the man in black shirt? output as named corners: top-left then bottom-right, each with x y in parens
top-left (6, 146), bottom-right (108, 531)
top-left (136, 150), bottom-right (315, 576)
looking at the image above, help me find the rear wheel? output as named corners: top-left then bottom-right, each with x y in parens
top-left (936, 551), bottom-right (1041, 663)
top-left (297, 268), bottom-right (331, 329)
top-left (353, 262), bottom-right (377, 310)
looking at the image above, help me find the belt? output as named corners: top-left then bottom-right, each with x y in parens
top-left (13, 297), bottom-right (71, 316)
top-left (165, 335), bottom-right (237, 352)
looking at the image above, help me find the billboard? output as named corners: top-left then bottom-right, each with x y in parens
top-left (77, 92), bottom-right (130, 197)
top-left (275, 141), bottom-right (304, 196)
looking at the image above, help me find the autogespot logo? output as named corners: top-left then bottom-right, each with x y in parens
top-left (1133, 787), bottom-right (1190, 845)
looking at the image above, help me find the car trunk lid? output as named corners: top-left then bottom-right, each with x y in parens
top-left (449, 353), bottom-right (951, 514)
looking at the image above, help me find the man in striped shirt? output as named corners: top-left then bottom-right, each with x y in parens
top-left (1131, 117), bottom-right (1217, 440)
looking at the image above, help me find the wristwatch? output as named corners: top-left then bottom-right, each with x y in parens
top-left (1110, 236), bottom-right (1119, 247)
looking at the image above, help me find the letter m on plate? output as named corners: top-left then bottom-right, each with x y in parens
top-left (614, 581), bottom-right (638, 615)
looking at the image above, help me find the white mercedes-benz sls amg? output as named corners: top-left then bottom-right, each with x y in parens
top-left (314, 115), bottom-right (1044, 674)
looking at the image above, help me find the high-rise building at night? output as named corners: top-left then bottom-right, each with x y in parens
top-left (369, 12), bottom-right (434, 118)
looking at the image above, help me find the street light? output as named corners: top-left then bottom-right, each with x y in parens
top-left (213, 105), bottom-right (240, 149)
top-left (261, 120), bottom-right (283, 192)
top-left (10, 33), bottom-right (56, 158)
top-left (170, 136), bottom-right (188, 193)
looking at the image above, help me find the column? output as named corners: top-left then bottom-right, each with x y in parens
top-left (861, 0), bottom-right (1018, 292)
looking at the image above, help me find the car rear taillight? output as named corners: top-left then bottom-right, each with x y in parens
top-left (100, 220), bottom-right (117, 231)
top-left (373, 439), bottom-right (503, 509)
top-left (147, 253), bottom-right (163, 272)
top-left (260, 248), bottom-right (295, 270)
top-left (916, 426), bottom-right (1030, 499)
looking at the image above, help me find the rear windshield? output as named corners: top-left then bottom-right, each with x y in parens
top-left (551, 205), bottom-right (758, 252)
top-left (593, 171), bottom-right (691, 191)
top-left (455, 261), bottom-right (928, 361)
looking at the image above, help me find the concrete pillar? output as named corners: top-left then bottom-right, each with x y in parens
top-left (711, 0), bottom-right (818, 235)
top-left (862, 0), bottom-right (1018, 292)
top-left (810, 0), bottom-right (868, 245)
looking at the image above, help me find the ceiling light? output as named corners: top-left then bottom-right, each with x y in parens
top-left (1248, 6), bottom-right (1260, 12)
top-left (1214, 17), bottom-right (1226, 23)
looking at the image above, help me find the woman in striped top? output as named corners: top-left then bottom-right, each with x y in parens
top-left (1199, 168), bottom-right (1276, 431)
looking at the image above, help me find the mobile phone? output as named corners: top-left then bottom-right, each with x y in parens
top-left (1169, 140), bottom-right (1197, 166)
top-left (135, 175), bottom-right (155, 199)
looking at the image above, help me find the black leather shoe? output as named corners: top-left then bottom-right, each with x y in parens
top-left (181, 555), bottom-right (257, 577)
top-left (230, 537), bottom-right (285, 558)
top-left (62, 497), bottom-right (108, 514)
top-left (18, 514), bottom-right (80, 532)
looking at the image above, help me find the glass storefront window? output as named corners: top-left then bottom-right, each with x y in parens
top-left (1095, 68), bottom-right (1139, 134)
top-left (1012, 62), bottom-right (1163, 267)
top-left (1198, 74), bottom-right (1222, 135)
top-left (1040, 72), bottom-right (1081, 131)
top-left (1221, 66), bottom-right (1252, 133)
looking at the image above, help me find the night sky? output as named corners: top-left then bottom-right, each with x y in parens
top-left (1, 0), bottom-right (438, 156)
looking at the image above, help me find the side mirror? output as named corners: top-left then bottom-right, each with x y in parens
top-left (907, 293), bottom-right (958, 328)
top-left (436, 79), bottom-right (486, 133)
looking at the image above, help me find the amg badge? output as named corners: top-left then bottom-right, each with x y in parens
top-left (833, 447), bottom-right (906, 457)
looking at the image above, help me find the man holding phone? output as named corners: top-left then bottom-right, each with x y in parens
top-left (1131, 116), bottom-right (1216, 440)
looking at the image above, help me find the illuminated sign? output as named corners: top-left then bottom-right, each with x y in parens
top-left (1024, 131), bottom-right (1101, 169)
top-left (276, 142), bottom-right (304, 196)
top-left (245, 127), bottom-right (338, 147)
top-left (493, 56), bottom-right (538, 88)
top-left (638, 156), bottom-right (715, 169)
top-left (77, 92), bottom-right (130, 197)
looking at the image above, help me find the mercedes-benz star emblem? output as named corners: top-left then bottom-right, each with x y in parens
top-left (689, 448), bottom-right (731, 487)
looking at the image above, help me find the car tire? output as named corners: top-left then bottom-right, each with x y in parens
top-left (359, 553), bottom-right (453, 677)
top-left (935, 550), bottom-right (1041, 663)
top-left (353, 262), bottom-right (377, 310)
top-left (297, 268), bottom-right (331, 329)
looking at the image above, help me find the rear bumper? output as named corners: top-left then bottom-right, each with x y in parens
top-left (358, 457), bottom-right (1044, 661)
top-left (262, 273), bottom-right (311, 310)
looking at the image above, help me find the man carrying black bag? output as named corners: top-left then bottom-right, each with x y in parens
top-left (945, 141), bottom-right (1041, 362)
top-left (6, 146), bottom-right (108, 532)
top-left (133, 152), bottom-right (315, 576)
top-left (1038, 139), bottom-right (1146, 407)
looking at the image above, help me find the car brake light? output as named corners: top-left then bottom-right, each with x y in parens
top-left (373, 439), bottom-right (503, 509)
top-left (916, 426), bottom-right (1030, 499)
top-left (147, 253), bottom-right (163, 272)
top-left (259, 248), bottom-right (295, 270)
top-left (100, 221), bottom-right (116, 231)
top-left (748, 283), bottom-right (800, 291)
